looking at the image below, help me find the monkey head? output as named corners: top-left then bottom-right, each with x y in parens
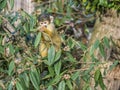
top-left (38, 14), bottom-right (54, 29)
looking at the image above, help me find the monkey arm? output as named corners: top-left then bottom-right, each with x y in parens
top-left (41, 27), bottom-right (54, 37)
top-left (52, 34), bottom-right (62, 51)
top-left (39, 41), bottom-right (50, 58)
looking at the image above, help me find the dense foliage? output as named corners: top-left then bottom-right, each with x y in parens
top-left (0, 0), bottom-right (119, 90)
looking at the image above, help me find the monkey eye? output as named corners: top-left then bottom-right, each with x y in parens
top-left (40, 22), bottom-right (43, 25)
top-left (44, 21), bottom-right (49, 25)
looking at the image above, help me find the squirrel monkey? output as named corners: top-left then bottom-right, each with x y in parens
top-left (38, 14), bottom-right (61, 58)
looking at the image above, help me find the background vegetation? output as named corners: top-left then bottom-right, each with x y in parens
top-left (0, 0), bottom-right (119, 90)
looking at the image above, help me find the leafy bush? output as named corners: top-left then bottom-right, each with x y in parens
top-left (0, 0), bottom-right (119, 90)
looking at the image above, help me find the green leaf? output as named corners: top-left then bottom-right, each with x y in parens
top-left (47, 75), bottom-right (61, 86)
top-left (17, 78), bottom-right (27, 90)
top-left (66, 80), bottom-right (73, 90)
top-left (29, 72), bottom-right (39, 90)
top-left (48, 46), bottom-right (55, 66)
top-left (86, 2), bottom-right (91, 10)
top-left (55, 18), bottom-right (60, 26)
top-left (57, 0), bottom-right (63, 13)
top-left (24, 73), bottom-right (29, 88)
top-left (67, 38), bottom-right (74, 49)
top-left (9, 44), bottom-right (14, 55)
top-left (54, 60), bottom-right (61, 75)
top-left (47, 86), bottom-right (53, 90)
top-left (8, 61), bottom-right (15, 76)
top-left (79, 42), bottom-right (87, 51)
top-left (91, 6), bottom-right (96, 12)
top-left (48, 66), bottom-right (55, 77)
top-left (84, 64), bottom-right (94, 76)
top-left (0, 45), bottom-right (4, 54)
top-left (99, 43), bottom-right (105, 58)
top-left (43, 60), bottom-right (50, 66)
top-left (0, 0), bottom-right (7, 10)
top-left (99, 72), bottom-right (106, 90)
top-left (109, 61), bottom-right (119, 70)
top-left (16, 81), bottom-right (24, 90)
top-left (82, 84), bottom-right (91, 90)
top-left (23, 23), bottom-right (29, 33)
top-left (93, 0), bottom-right (99, 5)
top-left (19, 73), bottom-right (29, 88)
top-left (29, 67), bottom-right (40, 90)
top-left (9, 0), bottom-right (14, 9)
top-left (94, 69), bottom-right (106, 90)
top-left (8, 81), bottom-right (13, 90)
top-left (82, 0), bottom-right (87, 3)
top-left (99, 0), bottom-right (108, 6)
top-left (54, 50), bottom-right (61, 62)
top-left (66, 52), bottom-right (77, 62)
top-left (66, 5), bottom-right (72, 18)
top-left (94, 69), bottom-right (100, 82)
top-left (34, 32), bottom-right (41, 48)
top-left (90, 40), bottom-right (100, 56)
top-left (58, 81), bottom-right (65, 90)
top-left (71, 71), bottom-right (80, 80)
top-left (93, 40), bottom-right (100, 49)
top-left (29, 15), bottom-right (35, 31)
top-left (103, 37), bottom-right (110, 48)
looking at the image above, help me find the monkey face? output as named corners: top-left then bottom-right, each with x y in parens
top-left (38, 20), bottom-right (50, 32)
top-left (39, 20), bottom-right (49, 28)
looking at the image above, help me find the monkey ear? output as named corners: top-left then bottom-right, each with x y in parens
top-left (50, 16), bottom-right (54, 23)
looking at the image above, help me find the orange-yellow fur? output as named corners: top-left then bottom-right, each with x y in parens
top-left (39, 22), bottom-right (61, 58)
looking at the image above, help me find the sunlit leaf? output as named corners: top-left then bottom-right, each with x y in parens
top-left (99, 72), bottom-right (106, 90)
top-left (71, 71), bottom-right (80, 80)
top-left (94, 69), bottom-right (106, 90)
top-left (99, 43), bottom-right (105, 58)
top-left (103, 36), bottom-right (110, 48)
top-left (66, 5), bottom-right (72, 18)
top-left (9, 0), bottom-right (14, 9)
top-left (54, 18), bottom-right (60, 26)
top-left (16, 81), bottom-right (24, 90)
top-left (66, 80), bottom-right (73, 90)
top-left (9, 44), bottom-right (14, 55)
top-left (34, 32), bottom-right (41, 48)
top-left (99, 0), bottom-right (108, 6)
top-left (47, 86), bottom-right (53, 90)
top-left (94, 69), bottom-right (100, 82)
top-left (47, 75), bottom-right (61, 86)
top-left (8, 61), bottom-right (15, 76)
top-left (48, 46), bottom-right (55, 66)
top-left (93, 0), bottom-right (99, 5)
top-left (29, 15), bottom-right (35, 31)
top-left (66, 52), bottom-right (76, 62)
top-left (8, 81), bottom-right (13, 90)
top-left (83, 84), bottom-right (91, 90)
top-left (82, 0), bottom-right (87, 3)
top-left (67, 38), bottom-right (75, 49)
top-left (54, 50), bottom-right (61, 62)
top-left (48, 66), bottom-right (55, 77)
top-left (79, 42), bottom-right (87, 51)
top-left (0, 45), bottom-right (4, 54)
top-left (29, 67), bottom-right (40, 90)
top-left (54, 60), bottom-right (61, 75)
top-left (0, 0), bottom-right (7, 10)
top-left (90, 40), bottom-right (100, 56)
top-left (58, 81), bottom-right (65, 90)
top-left (19, 73), bottom-right (30, 88)
top-left (86, 2), bottom-right (91, 10)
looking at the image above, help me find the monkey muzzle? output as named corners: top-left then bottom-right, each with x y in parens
top-left (40, 26), bottom-right (47, 32)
